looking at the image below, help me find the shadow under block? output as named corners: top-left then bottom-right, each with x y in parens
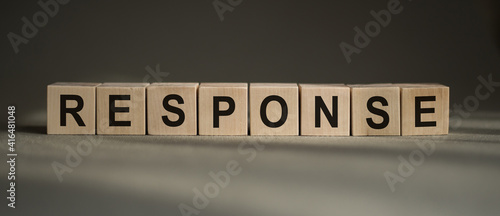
top-left (47, 82), bottom-right (101, 134)
top-left (398, 84), bottom-right (449, 135)
top-left (299, 84), bottom-right (350, 136)
top-left (97, 83), bottom-right (149, 135)
top-left (198, 83), bottom-right (248, 135)
top-left (350, 84), bottom-right (400, 136)
top-left (250, 83), bottom-right (299, 135)
top-left (147, 83), bottom-right (199, 135)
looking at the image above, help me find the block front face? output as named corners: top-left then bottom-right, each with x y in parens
top-left (350, 85), bottom-right (400, 136)
top-left (300, 84), bottom-right (350, 136)
top-left (97, 83), bottom-right (149, 135)
top-left (198, 83), bottom-right (248, 135)
top-left (47, 82), bottom-right (101, 134)
top-left (398, 84), bottom-right (449, 135)
top-left (147, 83), bottom-right (198, 135)
top-left (250, 83), bottom-right (299, 135)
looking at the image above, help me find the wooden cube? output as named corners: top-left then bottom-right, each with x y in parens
top-left (299, 84), bottom-right (350, 136)
top-left (250, 83), bottom-right (298, 135)
top-left (147, 83), bottom-right (199, 135)
top-left (96, 83), bottom-right (149, 135)
top-left (398, 83), bottom-right (449, 135)
top-left (198, 83), bottom-right (248, 135)
top-left (47, 82), bottom-right (101, 134)
top-left (350, 84), bottom-right (400, 136)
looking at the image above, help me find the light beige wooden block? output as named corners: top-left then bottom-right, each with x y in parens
top-left (397, 83), bottom-right (449, 136)
top-left (147, 83), bottom-right (198, 135)
top-left (250, 83), bottom-right (298, 135)
top-left (198, 83), bottom-right (248, 135)
top-left (97, 83), bottom-right (149, 135)
top-left (299, 84), bottom-right (350, 136)
top-left (47, 82), bottom-right (101, 134)
top-left (350, 84), bottom-right (400, 136)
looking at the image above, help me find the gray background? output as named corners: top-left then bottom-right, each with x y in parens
top-left (1, 0), bottom-right (499, 127)
top-left (1, 1), bottom-right (500, 216)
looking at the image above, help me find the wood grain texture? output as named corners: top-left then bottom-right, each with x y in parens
top-left (299, 84), bottom-right (350, 136)
top-left (198, 83), bottom-right (248, 135)
top-left (47, 82), bottom-right (101, 134)
top-left (147, 83), bottom-right (199, 135)
top-left (250, 83), bottom-right (298, 135)
top-left (350, 84), bottom-right (400, 136)
top-left (397, 83), bottom-right (449, 135)
top-left (96, 83), bottom-right (149, 135)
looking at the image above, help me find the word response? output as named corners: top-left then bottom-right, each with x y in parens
top-left (47, 82), bottom-right (449, 136)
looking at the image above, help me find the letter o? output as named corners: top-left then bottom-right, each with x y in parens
top-left (365, 21), bottom-right (381, 37)
top-left (260, 95), bottom-right (288, 128)
top-left (77, 140), bottom-right (93, 156)
top-left (204, 182), bottom-right (220, 198)
top-left (409, 150), bottom-right (425, 166)
top-left (33, 11), bottom-right (49, 27)
top-left (463, 96), bottom-right (479, 112)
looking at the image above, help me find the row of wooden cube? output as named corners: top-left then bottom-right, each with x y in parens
top-left (47, 82), bottom-right (449, 136)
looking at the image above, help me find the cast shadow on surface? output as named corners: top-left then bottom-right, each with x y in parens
top-left (19, 126), bottom-right (46, 134)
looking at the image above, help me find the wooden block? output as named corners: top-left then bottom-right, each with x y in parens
top-left (198, 83), bottom-right (248, 135)
top-left (47, 82), bottom-right (101, 134)
top-left (96, 83), bottom-right (149, 135)
top-left (250, 83), bottom-right (299, 135)
top-left (397, 83), bottom-right (449, 135)
top-left (350, 84), bottom-right (400, 136)
top-left (299, 84), bottom-right (350, 136)
top-left (147, 83), bottom-right (199, 135)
